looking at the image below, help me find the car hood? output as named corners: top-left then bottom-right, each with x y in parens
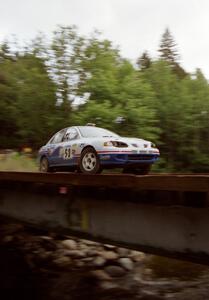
top-left (82, 136), bottom-right (151, 147)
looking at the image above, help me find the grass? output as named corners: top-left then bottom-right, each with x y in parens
top-left (0, 152), bottom-right (38, 172)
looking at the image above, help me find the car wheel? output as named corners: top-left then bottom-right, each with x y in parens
top-left (39, 157), bottom-right (51, 173)
top-left (79, 147), bottom-right (101, 174)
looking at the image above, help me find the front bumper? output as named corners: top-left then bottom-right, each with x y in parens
top-left (98, 152), bottom-right (159, 166)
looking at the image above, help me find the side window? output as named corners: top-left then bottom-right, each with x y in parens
top-left (50, 129), bottom-right (66, 144)
top-left (63, 128), bottom-right (78, 142)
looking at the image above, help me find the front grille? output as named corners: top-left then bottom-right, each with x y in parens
top-left (127, 154), bottom-right (156, 161)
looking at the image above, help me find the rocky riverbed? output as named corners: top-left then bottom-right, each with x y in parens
top-left (0, 221), bottom-right (209, 299)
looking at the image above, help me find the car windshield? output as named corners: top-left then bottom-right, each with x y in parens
top-left (78, 126), bottom-right (119, 138)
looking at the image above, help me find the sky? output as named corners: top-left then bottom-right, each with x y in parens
top-left (0, 0), bottom-right (209, 78)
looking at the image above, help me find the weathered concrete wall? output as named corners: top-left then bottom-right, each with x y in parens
top-left (0, 180), bottom-right (209, 265)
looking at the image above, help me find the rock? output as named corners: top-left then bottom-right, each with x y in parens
top-left (81, 239), bottom-right (99, 246)
top-left (133, 273), bottom-right (144, 283)
top-left (86, 249), bottom-right (99, 257)
top-left (101, 251), bottom-right (118, 260)
top-left (91, 270), bottom-right (112, 281)
top-left (100, 281), bottom-right (119, 290)
top-left (39, 236), bottom-right (53, 241)
top-left (117, 247), bottom-right (130, 257)
top-left (130, 250), bottom-right (146, 262)
top-left (2, 235), bottom-right (13, 243)
top-left (92, 256), bottom-right (106, 267)
top-left (81, 257), bottom-right (94, 263)
top-left (61, 239), bottom-right (77, 250)
top-left (75, 260), bottom-right (85, 267)
top-left (143, 267), bottom-right (153, 279)
top-left (53, 249), bottom-right (73, 258)
top-left (63, 250), bottom-right (86, 258)
top-left (40, 239), bottom-right (57, 251)
top-left (105, 265), bottom-right (126, 277)
top-left (26, 254), bottom-right (36, 269)
top-left (118, 257), bottom-right (134, 271)
top-left (53, 256), bottom-right (71, 267)
top-left (48, 232), bottom-right (58, 239)
top-left (78, 243), bottom-right (89, 251)
top-left (164, 294), bottom-right (175, 299)
top-left (104, 244), bottom-right (116, 250)
top-left (38, 251), bottom-right (52, 261)
top-left (140, 289), bottom-right (163, 299)
top-left (31, 245), bottom-right (45, 253)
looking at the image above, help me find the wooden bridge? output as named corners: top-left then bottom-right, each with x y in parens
top-left (0, 171), bottom-right (209, 265)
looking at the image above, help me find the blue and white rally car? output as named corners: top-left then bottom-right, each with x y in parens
top-left (38, 125), bottom-right (159, 175)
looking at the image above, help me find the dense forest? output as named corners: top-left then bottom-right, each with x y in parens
top-left (0, 26), bottom-right (209, 173)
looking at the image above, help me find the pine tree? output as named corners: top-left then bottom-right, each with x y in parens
top-left (158, 28), bottom-right (187, 78)
top-left (158, 28), bottom-right (179, 65)
top-left (0, 41), bottom-right (13, 61)
top-left (137, 51), bottom-right (151, 70)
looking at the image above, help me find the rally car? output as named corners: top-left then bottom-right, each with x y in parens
top-left (38, 125), bottom-right (160, 174)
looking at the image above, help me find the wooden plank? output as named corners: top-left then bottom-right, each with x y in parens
top-left (0, 171), bottom-right (209, 191)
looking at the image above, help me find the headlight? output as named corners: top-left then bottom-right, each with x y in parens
top-left (104, 141), bottom-right (115, 147)
top-left (151, 142), bottom-right (156, 148)
top-left (103, 141), bottom-right (128, 147)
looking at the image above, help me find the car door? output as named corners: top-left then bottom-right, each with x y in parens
top-left (46, 129), bottom-right (67, 165)
top-left (59, 127), bottom-right (80, 166)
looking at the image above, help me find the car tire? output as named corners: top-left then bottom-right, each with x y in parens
top-left (123, 165), bottom-right (151, 175)
top-left (39, 157), bottom-right (51, 173)
top-left (79, 147), bottom-right (101, 174)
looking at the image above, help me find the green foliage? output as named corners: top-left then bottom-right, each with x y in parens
top-left (50, 25), bottom-right (84, 109)
top-left (143, 60), bottom-right (209, 172)
top-left (0, 52), bottom-right (19, 147)
top-left (137, 51), bottom-right (152, 70)
top-left (158, 28), bottom-right (179, 65)
top-left (73, 99), bottom-right (158, 142)
top-left (78, 35), bottom-right (121, 102)
top-left (0, 27), bottom-right (209, 173)
top-left (158, 28), bottom-right (187, 79)
top-left (12, 54), bottom-right (58, 147)
top-left (72, 101), bottom-right (121, 129)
